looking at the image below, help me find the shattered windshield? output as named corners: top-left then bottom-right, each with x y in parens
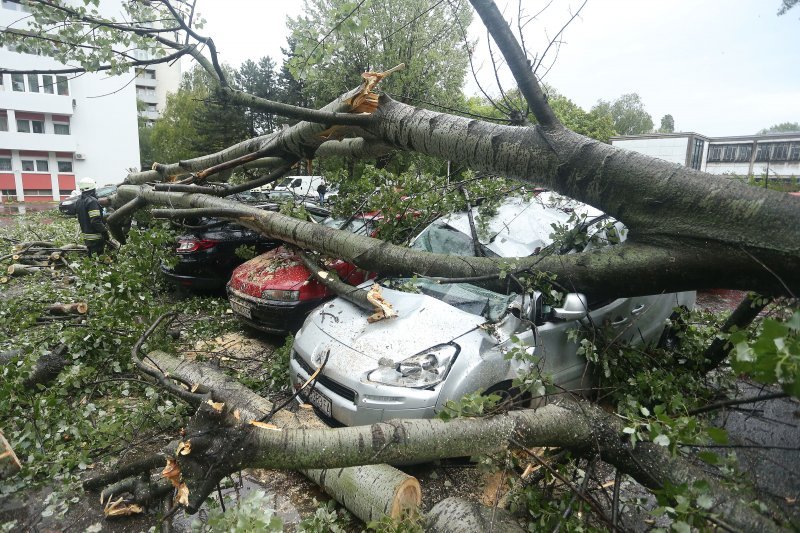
top-left (387, 278), bottom-right (516, 321)
top-left (410, 221), bottom-right (498, 257)
top-left (321, 217), bottom-right (371, 235)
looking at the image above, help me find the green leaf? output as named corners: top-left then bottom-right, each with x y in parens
top-left (705, 427), bottom-right (728, 444)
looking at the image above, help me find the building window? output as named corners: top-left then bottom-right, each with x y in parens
top-left (772, 143), bottom-right (790, 161)
top-left (1, 190), bottom-right (17, 198)
top-left (690, 138), bottom-right (704, 170)
top-left (11, 73), bottom-right (25, 91)
top-left (35, 159), bottom-right (49, 171)
top-left (735, 144), bottom-right (752, 162)
top-left (21, 160), bottom-right (34, 171)
top-left (722, 145), bottom-right (737, 162)
top-left (790, 143), bottom-right (800, 162)
top-left (0, 115), bottom-right (7, 132)
top-left (0, 158), bottom-right (11, 171)
top-left (57, 161), bottom-right (73, 172)
top-left (139, 68), bottom-right (156, 80)
top-left (136, 86), bottom-right (156, 98)
top-left (56, 75), bottom-right (69, 96)
top-left (17, 119), bottom-right (45, 133)
top-left (24, 189), bottom-right (54, 196)
top-left (2, 0), bottom-right (32, 12)
top-left (707, 146), bottom-right (722, 162)
top-left (145, 103), bottom-right (157, 112)
top-left (27, 74), bottom-right (39, 93)
top-left (58, 189), bottom-right (72, 196)
top-left (53, 123), bottom-right (70, 135)
top-left (42, 74), bottom-right (54, 94)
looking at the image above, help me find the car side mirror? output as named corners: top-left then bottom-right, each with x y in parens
top-left (552, 293), bottom-right (589, 321)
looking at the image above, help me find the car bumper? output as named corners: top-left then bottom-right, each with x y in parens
top-left (226, 287), bottom-right (323, 334)
top-left (58, 204), bottom-right (76, 216)
top-left (160, 264), bottom-right (226, 291)
top-left (289, 334), bottom-right (440, 426)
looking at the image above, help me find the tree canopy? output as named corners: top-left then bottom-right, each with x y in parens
top-left (592, 92), bottom-right (655, 136)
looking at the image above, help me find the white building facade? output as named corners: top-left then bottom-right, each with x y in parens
top-left (0, 0), bottom-right (180, 202)
top-left (611, 132), bottom-right (800, 181)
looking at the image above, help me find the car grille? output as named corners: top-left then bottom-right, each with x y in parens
top-left (294, 352), bottom-right (357, 403)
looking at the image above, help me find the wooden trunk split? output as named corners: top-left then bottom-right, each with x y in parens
top-left (0, 430), bottom-right (21, 480)
top-left (45, 302), bottom-right (89, 315)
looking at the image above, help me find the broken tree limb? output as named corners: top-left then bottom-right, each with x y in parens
top-left (7, 264), bottom-right (47, 276)
top-left (702, 292), bottom-right (771, 371)
top-left (143, 350), bottom-right (421, 523)
top-left (45, 302), bottom-right (88, 316)
top-left (426, 497), bottom-right (524, 533)
top-left (0, 430), bottom-right (21, 480)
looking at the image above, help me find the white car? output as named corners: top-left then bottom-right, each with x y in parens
top-left (289, 192), bottom-right (695, 426)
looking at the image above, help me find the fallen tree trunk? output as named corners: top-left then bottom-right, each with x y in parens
top-left (145, 351), bottom-right (421, 523)
top-left (45, 302), bottom-right (89, 316)
top-left (0, 430), bottom-right (21, 480)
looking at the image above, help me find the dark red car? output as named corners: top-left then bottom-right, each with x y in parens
top-left (226, 215), bottom-right (378, 334)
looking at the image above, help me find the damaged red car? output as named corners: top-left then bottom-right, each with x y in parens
top-left (226, 215), bottom-right (378, 334)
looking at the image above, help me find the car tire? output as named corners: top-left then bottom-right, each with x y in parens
top-left (483, 380), bottom-right (532, 412)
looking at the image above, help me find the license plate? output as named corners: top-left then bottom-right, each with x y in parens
top-left (230, 300), bottom-right (252, 319)
top-left (299, 375), bottom-right (332, 417)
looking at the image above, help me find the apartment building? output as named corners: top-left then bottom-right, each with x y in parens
top-left (611, 132), bottom-right (800, 180)
top-left (0, 0), bottom-right (180, 202)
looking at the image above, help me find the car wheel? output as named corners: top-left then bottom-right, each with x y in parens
top-left (483, 381), bottom-right (532, 412)
top-left (657, 308), bottom-right (689, 351)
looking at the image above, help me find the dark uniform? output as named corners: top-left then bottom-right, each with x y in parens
top-left (76, 190), bottom-right (109, 256)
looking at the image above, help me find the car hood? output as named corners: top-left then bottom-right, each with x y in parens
top-left (229, 247), bottom-right (309, 296)
top-left (309, 285), bottom-right (486, 362)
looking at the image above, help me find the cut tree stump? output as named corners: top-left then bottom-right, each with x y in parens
top-left (147, 350), bottom-right (422, 524)
top-left (0, 430), bottom-right (21, 480)
top-left (7, 264), bottom-right (45, 276)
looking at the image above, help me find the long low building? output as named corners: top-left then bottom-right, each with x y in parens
top-left (610, 132), bottom-right (800, 180)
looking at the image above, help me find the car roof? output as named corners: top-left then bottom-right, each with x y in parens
top-left (434, 191), bottom-right (606, 257)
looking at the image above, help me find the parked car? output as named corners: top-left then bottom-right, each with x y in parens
top-left (59, 184), bottom-right (117, 216)
top-left (269, 175), bottom-right (324, 201)
top-left (227, 214), bottom-right (380, 333)
top-left (288, 192), bottom-right (696, 426)
top-left (161, 203), bottom-right (330, 291)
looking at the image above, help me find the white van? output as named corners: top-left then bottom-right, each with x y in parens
top-left (270, 175), bottom-right (324, 200)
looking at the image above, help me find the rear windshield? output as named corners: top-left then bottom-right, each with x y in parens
top-left (411, 221), bottom-right (497, 257)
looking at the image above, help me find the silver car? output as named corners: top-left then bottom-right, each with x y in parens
top-left (289, 193), bottom-right (695, 426)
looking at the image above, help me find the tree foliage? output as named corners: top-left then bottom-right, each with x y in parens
top-left (286, 0), bottom-right (473, 108)
top-left (591, 92), bottom-right (654, 135)
top-left (659, 113), bottom-right (675, 133)
top-left (758, 121), bottom-right (800, 134)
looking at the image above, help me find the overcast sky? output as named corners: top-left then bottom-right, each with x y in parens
top-left (195, 0), bottom-right (799, 137)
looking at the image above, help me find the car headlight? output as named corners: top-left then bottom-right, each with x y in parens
top-left (261, 289), bottom-right (299, 301)
top-left (367, 344), bottom-right (459, 388)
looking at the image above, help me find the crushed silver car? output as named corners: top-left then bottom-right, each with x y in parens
top-left (289, 192), bottom-right (696, 426)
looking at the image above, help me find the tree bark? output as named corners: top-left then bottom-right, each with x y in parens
top-left (426, 497), bottom-right (524, 533)
top-left (145, 351), bottom-right (421, 522)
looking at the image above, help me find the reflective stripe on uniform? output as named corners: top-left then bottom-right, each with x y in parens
top-left (88, 210), bottom-right (101, 217)
top-left (83, 233), bottom-right (103, 240)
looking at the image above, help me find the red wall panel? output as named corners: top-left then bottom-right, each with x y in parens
top-left (21, 174), bottom-right (53, 189)
top-left (58, 175), bottom-right (76, 189)
top-left (0, 174), bottom-right (15, 188)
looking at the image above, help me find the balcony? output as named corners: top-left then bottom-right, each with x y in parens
top-left (0, 130), bottom-right (76, 153)
top-left (1, 90), bottom-right (74, 116)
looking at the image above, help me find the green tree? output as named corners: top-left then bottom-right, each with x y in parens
top-left (286, 0), bottom-right (472, 108)
top-left (758, 121), bottom-right (800, 134)
top-left (592, 93), bottom-right (654, 135)
top-left (150, 67), bottom-right (249, 164)
top-left (659, 114), bottom-right (675, 133)
top-left (235, 57), bottom-right (281, 136)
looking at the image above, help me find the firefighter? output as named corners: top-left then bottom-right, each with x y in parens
top-left (75, 177), bottom-right (110, 256)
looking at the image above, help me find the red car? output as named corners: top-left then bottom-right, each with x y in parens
top-left (227, 215), bottom-right (378, 334)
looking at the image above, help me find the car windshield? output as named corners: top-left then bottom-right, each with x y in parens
top-left (387, 278), bottom-right (516, 321)
top-left (411, 221), bottom-right (498, 257)
top-left (97, 186), bottom-right (116, 197)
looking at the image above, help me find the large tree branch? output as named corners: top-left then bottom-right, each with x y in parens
top-left (469, 0), bottom-right (560, 129)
